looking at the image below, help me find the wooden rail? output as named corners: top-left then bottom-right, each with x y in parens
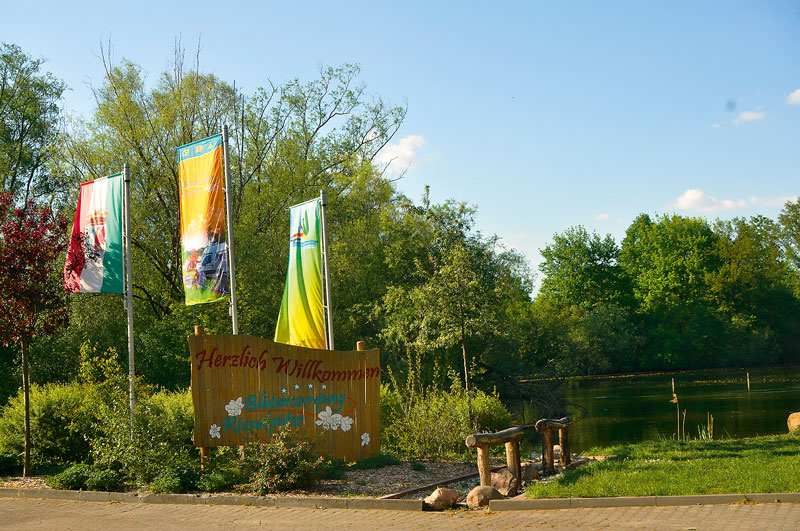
top-left (535, 416), bottom-right (571, 474)
top-left (465, 416), bottom-right (573, 490)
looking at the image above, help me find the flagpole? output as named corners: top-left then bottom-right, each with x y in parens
top-left (123, 163), bottom-right (135, 436)
top-left (320, 189), bottom-right (334, 350)
top-left (222, 125), bottom-right (239, 334)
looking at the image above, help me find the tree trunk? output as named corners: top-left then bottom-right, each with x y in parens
top-left (21, 339), bottom-right (31, 477)
top-left (461, 339), bottom-right (470, 394)
top-left (461, 337), bottom-right (473, 428)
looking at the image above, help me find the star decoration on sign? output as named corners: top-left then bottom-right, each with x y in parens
top-left (321, 384), bottom-right (327, 390)
top-left (308, 383), bottom-right (314, 389)
top-left (281, 388), bottom-right (287, 394)
top-left (294, 384), bottom-right (300, 390)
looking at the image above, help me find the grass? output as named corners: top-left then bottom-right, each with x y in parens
top-left (527, 433), bottom-right (800, 499)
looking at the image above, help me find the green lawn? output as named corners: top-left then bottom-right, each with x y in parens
top-left (526, 433), bottom-right (800, 498)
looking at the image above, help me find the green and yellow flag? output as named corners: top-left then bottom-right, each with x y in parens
top-left (274, 198), bottom-right (326, 349)
top-left (177, 134), bottom-right (230, 305)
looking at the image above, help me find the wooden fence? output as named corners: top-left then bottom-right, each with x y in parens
top-left (188, 328), bottom-right (380, 461)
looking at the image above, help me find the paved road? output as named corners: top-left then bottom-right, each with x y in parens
top-left (2, 497), bottom-right (800, 530)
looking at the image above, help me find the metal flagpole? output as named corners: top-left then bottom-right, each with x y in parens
top-left (123, 163), bottom-right (135, 437)
top-left (320, 189), bottom-right (334, 350)
top-left (222, 125), bottom-right (239, 334)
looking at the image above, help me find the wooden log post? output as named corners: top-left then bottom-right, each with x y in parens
top-left (541, 429), bottom-right (554, 474)
top-left (535, 417), bottom-right (570, 475)
top-left (559, 426), bottom-right (570, 467)
top-left (357, 341), bottom-right (366, 351)
top-left (476, 445), bottom-right (492, 486)
top-left (466, 427), bottom-right (525, 487)
top-left (505, 438), bottom-right (521, 481)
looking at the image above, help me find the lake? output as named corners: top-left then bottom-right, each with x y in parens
top-left (510, 366), bottom-right (800, 453)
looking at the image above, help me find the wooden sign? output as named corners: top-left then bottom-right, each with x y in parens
top-left (188, 332), bottom-right (380, 461)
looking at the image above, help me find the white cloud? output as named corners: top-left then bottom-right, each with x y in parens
top-left (787, 89), bottom-right (800, 105)
top-left (733, 110), bottom-right (765, 124)
top-left (594, 213), bottom-right (623, 222)
top-left (375, 135), bottom-right (426, 172)
top-left (710, 123), bottom-right (721, 129)
top-left (749, 195), bottom-right (799, 207)
top-left (670, 189), bottom-right (747, 213)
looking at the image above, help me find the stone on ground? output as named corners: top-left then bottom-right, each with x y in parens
top-left (423, 487), bottom-right (459, 510)
top-left (491, 467), bottom-right (519, 496)
top-left (789, 412), bottom-right (800, 432)
top-left (467, 485), bottom-right (504, 509)
top-left (520, 462), bottom-right (539, 482)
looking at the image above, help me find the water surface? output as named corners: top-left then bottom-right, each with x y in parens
top-left (510, 366), bottom-right (800, 453)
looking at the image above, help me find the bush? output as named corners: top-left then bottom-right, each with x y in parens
top-left (197, 468), bottom-right (244, 493)
top-left (0, 383), bottom-right (93, 467)
top-left (79, 343), bottom-right (196, 485)
top-left (149, 463), bottom-right (201, 493)
top-left (0, 453), bottom-right (19, 476)
top-left (46, 464), bottom-right (93, 490)
top-left (246, 429), bottom-right (326, 494)
top-left (85, 468), bottom-right (124, 491)
top-left (381, 373), bottom-right (511, 459)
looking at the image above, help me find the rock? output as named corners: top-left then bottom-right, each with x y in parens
top-left (467, 485), bottom-right (504, 509)
top-left (423, 487), bottom-right (459, 510)
top-left (566, 457), bottom-right (591, 470)
top-left (520, 462), bottom-right (539, 482)
top-left (553, 444), bottom-right (561, 456)
top-left (490, 467), bottom-right (519, 496)
top-left (789, 412), bottom-right (800, 433)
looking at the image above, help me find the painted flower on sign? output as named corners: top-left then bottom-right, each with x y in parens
top-left (225, 397), bottom-right (244, 417)
top-left (361, 432), bottom-right (370, 446)
top-left (209, 424), bottom-right (221, 439)
top-left (316, 406), bottom-right (341, 430)
top-left (339, 415), bottom-right (354, 432)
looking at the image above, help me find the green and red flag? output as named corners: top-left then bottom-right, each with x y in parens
top-left (274, 198), bottom-right (326, 349)
top-left (64, 174), bottom-right (124, 293)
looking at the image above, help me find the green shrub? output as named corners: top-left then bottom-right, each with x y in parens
top-left (348, 452), bottom-right (400, 470)
top-left (197, 468), bottom-right (244, 493)
top-left (246, 429), bottom-right (326, 494)
top-left (0, 453), bottom-right (20, 476)
top-left (149, 463), bottom-right (201, 494)
top-left (85, 468), bottom-right (124, 491)
top-left (46, 463), bottom-right (93, 490)
top-left (79, 343), bottom-right (196, 485)
top-left (0, 383), bottom-right (92, 467)
top-left (380, 374), bottom-right (511, 459)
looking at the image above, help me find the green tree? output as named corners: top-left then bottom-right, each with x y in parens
top-left (60, 50), bottom-right (406, 387)
top-left (619, 214), bottom-right (722, 368)
top-left (538, 226), bottom-right (631, 308)
top-left (0, 44), bottom-right (66, 203)
top-left (709, 216), bottom-right (800, 364)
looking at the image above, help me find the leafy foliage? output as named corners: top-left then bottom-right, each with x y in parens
top-left (0, 43), bottom-right (66, 203)
top-left (0, 383), bottom-right (92, 467)
top-left (245, 428), bottom-right (326, 493)
top-left (381, 370), bottom-right (511, 459)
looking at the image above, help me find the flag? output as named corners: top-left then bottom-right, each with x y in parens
top-left (177, 135), bottom-right (230, 305)
top-left (64, 174), bottom-right (124, 293)
top-left (274, 198), bottom-right (326, 349)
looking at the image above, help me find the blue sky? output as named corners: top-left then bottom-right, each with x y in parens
top-left (3, 1), bottom-right (799, 288)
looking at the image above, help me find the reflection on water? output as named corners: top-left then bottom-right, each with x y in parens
top-left (509, 366), bottom-right (800, 453)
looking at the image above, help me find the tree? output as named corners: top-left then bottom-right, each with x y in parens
top-left (538, 225), bottom-right (632, 308)
top-left (619, 214), bottom-right (722, 368)
top-left (61, 49), bottom-right (406, 387)
top-left (0, 192), bottom-right (69, 475)
top-left (0, 44), bottom-right (66, 203)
